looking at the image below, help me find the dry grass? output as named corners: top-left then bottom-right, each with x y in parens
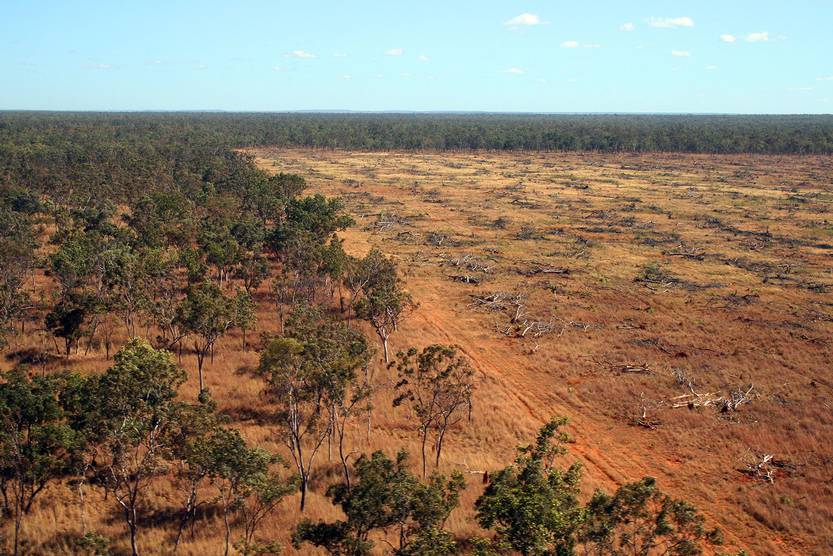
top-left (3, 148), bottom-right (833, 555)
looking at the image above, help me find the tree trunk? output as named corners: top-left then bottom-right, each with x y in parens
top-left (196, 348), bottom-right (205, 394)
top-left (128, 506), bottom-right (139, 556)
top-left (382, 334), bottom-right (389, 364)
top-left (223, 503), bottom-right (231, 556)
top-left (338, 420), bottom-right (351, 490)
top-left (420, 429), bottom-right (429, 478)
top-left (174, 484), bottom-right (198, 553)
top-left (435, 426), bottom-right (448, 468)
top-left (13, 488), bottom-right (22, 556)
top-left (299, 473), bottom-right (308, 512)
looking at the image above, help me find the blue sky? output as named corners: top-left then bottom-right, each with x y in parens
top-left (2, 1), bottom-right (832, 113)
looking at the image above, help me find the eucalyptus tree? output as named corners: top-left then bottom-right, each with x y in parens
top-left (257, 306), bottom-right (368, 511)
top-left (0, 369), bottom-right (86, 556)
top-left (82, 339), bottom-right (187, 556)
top-left (475, 417), bottom-right (584, 556)
top-left (176, 280), bottom-right (237, 394)
top-left (476, 417), bottom-right (724, 556)
top-left (294, 449), bottom-right (464, 556)
top-left (392, 345), bottom-right (475, 477)
top-left (177, 422), bottom-right (294, 556)
top-left (0, 200), bottom-right (37, 348)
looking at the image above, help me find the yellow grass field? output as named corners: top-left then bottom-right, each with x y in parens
top-left (3, 148), bottom-right (833, 555)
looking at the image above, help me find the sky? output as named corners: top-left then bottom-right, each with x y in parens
top-left (2, 1), bottom-right (832, 113)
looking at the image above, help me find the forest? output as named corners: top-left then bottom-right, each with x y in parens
top-left (0, 112), bottom-right (802, 555)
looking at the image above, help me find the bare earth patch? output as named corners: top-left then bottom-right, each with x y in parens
top-left (250, 148), bottom-right (833, 555)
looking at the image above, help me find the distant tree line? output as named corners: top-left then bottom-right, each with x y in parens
top-left (1, 112), bottom-right (832, 204)
top-left (0, 113), bottom-right (749, 554)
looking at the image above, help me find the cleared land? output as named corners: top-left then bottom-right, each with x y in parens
top-left (3, 148), bottom-right (832, 555)
top-left (251, 148), bottom-right (833, 555)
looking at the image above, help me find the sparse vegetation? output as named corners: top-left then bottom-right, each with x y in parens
top-left (2, 114), bottom-right (830, 554)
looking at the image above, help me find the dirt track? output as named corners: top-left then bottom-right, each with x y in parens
top-left (254, 148), bottom-right (833, 555)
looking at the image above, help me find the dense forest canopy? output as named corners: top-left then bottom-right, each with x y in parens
top-left (3, 112), bottom-right (831, 202)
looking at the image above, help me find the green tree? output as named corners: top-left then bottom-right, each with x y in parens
top-left (176, 281), bottom-right (237, 394)
top-left (87, 339), bottom-right (187, 556)
top-left (0, 201), bottom-right (37, 348)
top-left (355, 271), bottom-right (414, 363)
top-left (257, 307), bottom-right (368, 511)
top-left (476, 419), bottom-right (723, 556)
top-left (233, 289), bottom-right (257, 352)
top-left (0, 369), bottom-right (85, 556)
top-left (45, 295), bottom-right (89, 357)
top-left (179, 422), bottom-right (294, 556)
top-left (579, 477), bottom-right (723, 556)
top-left (293, 449), bottom-right (464, 555)
top-left (475, 417), bottom-right (584, 556)
top-left (392, 345), bottom-right (475, 477)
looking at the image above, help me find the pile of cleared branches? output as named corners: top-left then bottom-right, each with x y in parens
top-left (442, 253), bottom-right (494, 274)
top-left (742, 452), bottom-right (797, 483)
top-left (671, 384), bottom-right (756, 413)
top-left (469, 291), bottom-right (526, 312)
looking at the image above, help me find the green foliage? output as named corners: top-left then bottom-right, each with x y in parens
top-left (392, 344), bottom-right (475, 476)
top-left (353, 251), bottom-right (414, 362)
top-left (44, 296), bottom-right (88, 356)
top-left (580, 477), bottom-right (723, 556)
top-left (266, 194), bottom-right (352, 254)
top-left (0, 368), bottom-right (86, 510)
top-left (176, 280), bottom-right (238, 391)
top-left (258, 306), bottom-right (371, 510)
top-left (0, 193), bottom-right (37, 348)
top-left (126, 191), bottom-right (195, 249)
top-left (476, 418), bottom-right (724, 556)
top-left (476, 417), bottom-right (583, 555)
top-left (74, 532), bottom-right (112, 556)
top-left (293, 449), bottom-right (464, 555)
top-left (0, 368), bottom-right (87, 554)
top-left (181, 423), bottom-right (296, 553)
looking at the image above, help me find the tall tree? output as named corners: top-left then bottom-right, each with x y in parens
top-left (0, 369), bottom-right (85, 556)
top-left (86, 339), bottom-right (187, 556)
top-left (257, 307), bottom-right (367, 511)
top-left (475, 418), bottom-right (723, 556)
top-left (294, 449), bottom-right (464, 556)
top-left (579, 477), bottom-right (723, 556)
top-left (355, 274), bottom-right (414, 363)
top-left (392, 345), bottom-right (475, 477)
top-left (475, 417), bottom-right (584, 556)
top-left (176, 281), bottom-right (237, 394)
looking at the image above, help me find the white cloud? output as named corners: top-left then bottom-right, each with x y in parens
top-left (272, 65), bottom-right (287, 72)
top-left (385, 48), bottom-right (404, 56)
top-left (340, 74), bottom-right (352, 80)
top-left (87, 63), bottom-right (112, 70)
top-left (418, 54), bottom-right (430, 62)
top-left (561, 40), bottom-right (600, 49)
top-left (333, 52), bottom-right (348, 58)
top-left (671, 50), bottom-right (691, 57)
top-left (649, 17), bottom-right (694, 29)
top-left (818, 76), bottom-right (833, 81)
top-left (720, 34), bottom-right (737, 43)
top-left (705, 65), bottom-right (718, 70)
top-left (788, 86), bottom-right (814, 92)
top-left (746, 32), bottom-right (769, 42)
top-left (288, 49), bottom-right (315, 59)
top-left (504, 13), bottom-right (542, 27)
top-left (505, 67), bottom-right (525, 75)
top-left (621, 22), bottom-right (635, 31)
